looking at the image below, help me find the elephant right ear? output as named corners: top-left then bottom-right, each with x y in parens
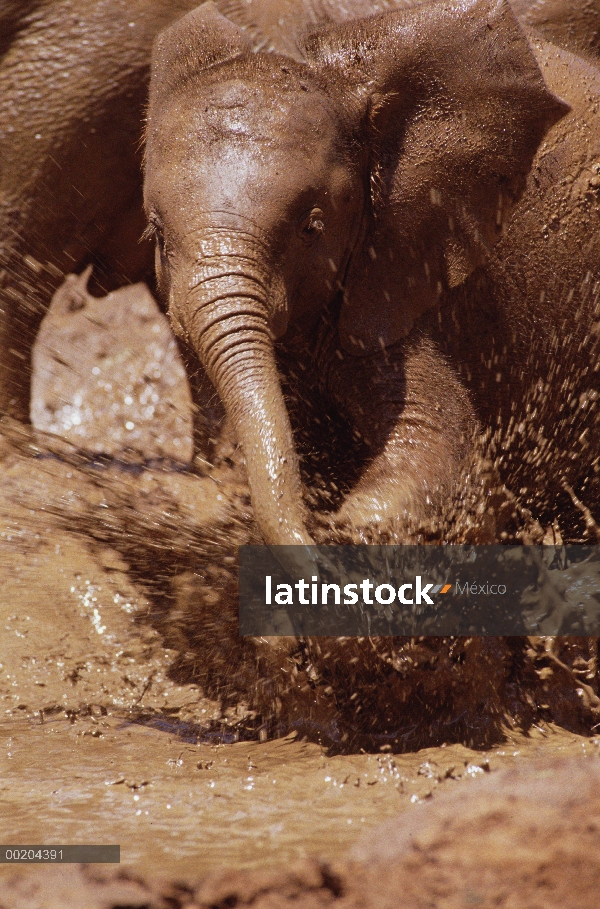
top-left (304, 0), bottom-right (568, 354)
top-left (148, 2), bottom-right (252, 112)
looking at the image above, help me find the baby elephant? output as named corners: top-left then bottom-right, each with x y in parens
top-left (144, 0), bottom-right (600, 545)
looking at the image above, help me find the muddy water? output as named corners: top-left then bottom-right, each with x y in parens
top-left (2, 713), bottom-right (599, 877)
top-left (0, 417), bottom-right (599, 889)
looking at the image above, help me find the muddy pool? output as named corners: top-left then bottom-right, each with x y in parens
top-left (1, 278), bottom-right (600, 907)
top-left (3, 713), bottom-right (600, 877)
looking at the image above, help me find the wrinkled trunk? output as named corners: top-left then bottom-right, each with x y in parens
top-left (182, 269), bottom-right (313, 548)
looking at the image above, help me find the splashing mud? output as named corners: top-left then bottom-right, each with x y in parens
top-left (1, 420), bottom-right (600, 901)
top-left (0, 274), bottom-right (599, 905)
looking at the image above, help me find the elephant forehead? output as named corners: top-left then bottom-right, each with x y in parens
top-left (155, 78), bottom-right (341, 155)
top-left (203, 79), bottom-right (254, 108)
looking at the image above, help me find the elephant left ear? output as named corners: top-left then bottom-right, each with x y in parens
top-left (304, 0), bottom-right (569, 354)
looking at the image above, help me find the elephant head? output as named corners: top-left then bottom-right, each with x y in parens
top-left (144, 0), bottom-right (566, 547)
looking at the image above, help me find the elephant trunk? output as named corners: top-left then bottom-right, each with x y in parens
top-left (182, 269), bottom-right (313, 547)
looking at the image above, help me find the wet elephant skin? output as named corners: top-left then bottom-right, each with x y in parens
top-left (144, 0), bottom-right (600, 545)
top-left (2, 0), bottom-right (600, 544)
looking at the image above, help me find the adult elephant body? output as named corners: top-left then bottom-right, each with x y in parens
top-left (144, 0), bottom-right (600, 545)
top-left (0, 0), bottom-right (206, 420)
top-left (513, 0), bottom-right (600, 61)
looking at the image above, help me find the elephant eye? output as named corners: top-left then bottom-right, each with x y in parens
top-left (299, 207), bottom-right (325, 243)
top-left (142, 216), bottom-right (167, 256)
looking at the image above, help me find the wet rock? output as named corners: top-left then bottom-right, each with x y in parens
top-left (30, 268), bottom-right (193, 463)
top-left (195, 860), bottom-right (341, 908)
top-left (345, 755), bottom-right (600, 909)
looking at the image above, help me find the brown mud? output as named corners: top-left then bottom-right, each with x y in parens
top-left (2, 732), bottom-right (600, 906)
top-left (1, 434), bottom-right (600, 907)
top-left (1, 279), bottom-right (600, 906)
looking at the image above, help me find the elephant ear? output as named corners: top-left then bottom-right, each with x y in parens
top-left (304, 0), bottom-right (569, 354)
top-left (148, 1), bottom-right (252, 113)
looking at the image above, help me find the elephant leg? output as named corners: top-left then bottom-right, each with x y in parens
top-left (322, 330), bottom-right (479, 538)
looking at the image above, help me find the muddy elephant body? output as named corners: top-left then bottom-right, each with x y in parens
top-left (143, 0), bottom-right (600, 545)
top-left (0, 1), bottom-right (597, 401)
top-left (513, 0), bottom-right (600, 62)
top-left (2, 0), bottom-right (600, 544)
top-left (436, 34), bottom-right (600, 522)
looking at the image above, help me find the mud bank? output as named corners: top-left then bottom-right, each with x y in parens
top-left (2, 751), bottom-right (600, 908)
